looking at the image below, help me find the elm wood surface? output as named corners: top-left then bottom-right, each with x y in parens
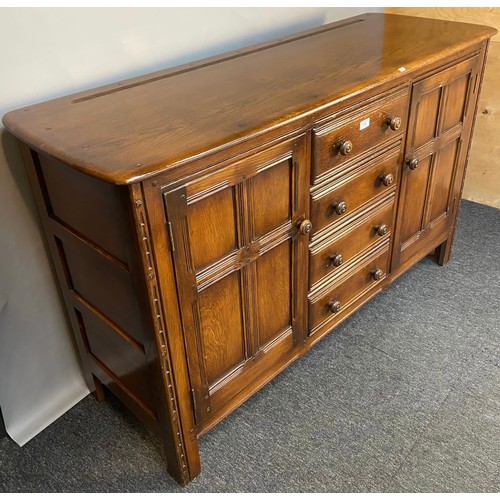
top-left (310, 144), bottom-right (402, 238)
top-left (309, 196), bottom-right (394, 289)
top-left (386, 8), bottom-right (500, 209)
top-left (311, 86), bottom-right (409, 182)
top-left (2, 14), bottom-right (496, 184)
top-left (20, 146), bottom-right (197, 484)
top-left (308, 241), bottom-right (390, 335)
top-left (163, 136), bottom-right (310, 425)
top-left (392, 53), bottom-right (483, 272)
top-left (2, 14), bottom-right (495, 486)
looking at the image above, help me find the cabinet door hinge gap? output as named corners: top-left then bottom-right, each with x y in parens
top-left (167, 221), bottom-right (176, 252)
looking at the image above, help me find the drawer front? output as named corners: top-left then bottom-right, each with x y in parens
top-left (312, 87), bottom-right (408, 182)
top-left (309, 244), bottom-right (389, 333)
top-left (309, 197), bottom-right (394, 288)
top-left (311, 148), bottom-right (399, 237)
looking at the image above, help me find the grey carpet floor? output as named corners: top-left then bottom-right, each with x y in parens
top-left (1, 200), bottom-right (499, 492)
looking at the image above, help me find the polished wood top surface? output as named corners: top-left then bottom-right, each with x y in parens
top-left (3, 13), bottom-right (496, 184)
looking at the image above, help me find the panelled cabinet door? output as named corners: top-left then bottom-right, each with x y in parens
top-left (163, 136), bottom-right (310, 424)
top-left (393, 54), bottom-right (481, 269)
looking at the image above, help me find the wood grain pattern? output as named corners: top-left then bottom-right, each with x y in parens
top-left (164, 135), bottom-right (309, 424)
top-left (393, 53), bottom-right (481, 270)
top-left (386, 8), bottom-right (500, 208)
top-left (311, 147), bottom-right (400, 237)
top-left (427, 139), bottom-right (460, 223)
top-left (251, 159), bottom-right (291, 238)
top-left (19, 144), bottom-right (174, 457)
top-left (309, 197), bottom-right (394, 289)
top-left (59, 234), bottom-right (144, 342)
top-left (75, 306), bottom-right (153, 410)
top-left (132, 182), bottom-right (201, 484)
top-left (309, 243), bottom-right (389, 334)
top-left (413, 87), bottom-right (441, 148)
top-left (442, 74), bottom-right (469, 132)
top-left (398, 155), bottom-right (431, 244)
top-left (199, 271), bottom-right (245, 386)
top-left (6, 14), bottom-right (496, 486)
top-left (35, 153), bottom-right (129, 264)
top-left (3, 14), bottom-right (495, 184)
top-left (312, 87), bottom-right (408, 182)
top-left (187, 186), bottom-right (237, 270)
top-left (255, 240), bottom-right (292, 349)
top-left (385, 8), bottom-right (500, 42)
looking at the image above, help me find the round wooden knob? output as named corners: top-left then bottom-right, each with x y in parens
top-left (385, 116), bottom-right (402, 131)
top-left (335, 139), bottom-right (353, 156)
top-left (379, 172), bottom-right (394, 186)
top-left (328, 300), bottom-right (341, 314)
top-left (370, 268), bottom-right (383, 281)
top-left (375, 224), bottom-right (388, 236)
top-left (331, 201), bottom-right (347, 215)
top-left (329, 253), bottom-right (343, 267)
top-left (406, 158), bottom-right (419, 170)
top-left (298, 219), bottom-right (312, 235)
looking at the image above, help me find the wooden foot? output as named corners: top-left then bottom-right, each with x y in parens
top-left (435, 238), bottom-right (452, 266)
top-left (92, 374), bottom-right (106, 402)
top-left (162, 425), bottom-right (201, 486)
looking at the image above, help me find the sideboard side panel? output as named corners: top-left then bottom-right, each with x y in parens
top-left (20, 146), bottom-right (162, 433)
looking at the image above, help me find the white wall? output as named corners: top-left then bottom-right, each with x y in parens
top-left (0, 7), bottom-right (382, 445)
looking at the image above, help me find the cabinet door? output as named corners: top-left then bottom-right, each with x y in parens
top-left (393, 55), bottom-right (481, 269)
top-left (163, 137), bottom-right (309, 424)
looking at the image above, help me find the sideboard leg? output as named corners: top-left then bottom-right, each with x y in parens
top-left (165, 439), bottom-right (201, 486)
top-left (92, 374), bottom-right (106, 402)
top-left (435, 237), bottom-right (453, 266)
top-left (158, 414), bottom-right (201, 485)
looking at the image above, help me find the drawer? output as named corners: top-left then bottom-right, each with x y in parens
top-left (312, 87), bottom-right (408, 182)
top-left (309, 197), bottom-right (394, 288)
top-left (311, 147), bottom-right (400, 237)
top-left (309, 243), bottom-right (389, 334)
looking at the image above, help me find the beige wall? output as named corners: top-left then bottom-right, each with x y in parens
top-left (386, 8), bottom-right (500, 208)
top-left (0, 7), bottom-right (382, 446)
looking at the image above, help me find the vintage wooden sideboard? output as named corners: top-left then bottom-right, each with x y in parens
top-left (3, 13), bottom-right (496, 485)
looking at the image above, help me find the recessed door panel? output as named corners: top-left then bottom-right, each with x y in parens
top-left (441, 74), bottom-right (470, 133)
top-left (198, 271), bottom-right (245, 386)
top-left (427, 138), bottom-right (460, 225)
top-left (413, 87), bottom-right (441, 149)
top-left (255, 240), bottom-right (292, 349)
top-left (187, 186), bottom-right (237, 270)
top-left (399, 154), bottom-right (432, 245)
top-left (252, 159), bottom-right (291, 238)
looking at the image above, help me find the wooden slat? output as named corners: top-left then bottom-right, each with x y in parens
top-left (386, 8), bottom-right (500, 208)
